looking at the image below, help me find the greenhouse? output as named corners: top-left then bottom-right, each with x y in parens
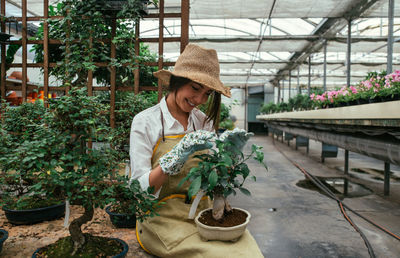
top-left (0, 0), bottom-right (399, 257)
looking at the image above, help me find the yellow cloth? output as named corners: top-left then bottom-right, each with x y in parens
top-left (136, 135), bottom-right (264, 258)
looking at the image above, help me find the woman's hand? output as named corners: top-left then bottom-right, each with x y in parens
top-left (159, 130), bottom-right (216, 175)
top-left (219, 128), bottom-right (253, 151)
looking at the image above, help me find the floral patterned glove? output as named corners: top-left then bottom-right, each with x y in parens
top-left (219, 128), bottom-right (254, 151)
top-left (159, 130), bottom-right (216, 175)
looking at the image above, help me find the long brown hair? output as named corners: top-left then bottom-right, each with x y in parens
top-left (168, 75), bottom-right (221, 130)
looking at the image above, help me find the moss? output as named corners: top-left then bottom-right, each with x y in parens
top-left (6, 195), bottom-right (63, 210)
top-left (35, 234), bottom-right (123, 258)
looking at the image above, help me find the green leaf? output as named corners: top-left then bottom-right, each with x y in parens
top-left (188, 176), bottom-right (202, 199)
top-left (239, 187), bottom-right (251, 196)
top-left (208, 170), bottom-right (218, 189)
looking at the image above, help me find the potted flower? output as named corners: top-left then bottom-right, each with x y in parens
top-left (179, 129), bottom-right (267, 242)
top-left (0, 102), bottom-right (65, 225)
top-left (105, 177), bottom-right (159, 228)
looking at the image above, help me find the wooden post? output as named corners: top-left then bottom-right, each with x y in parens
top-left (134, 21), bottom-right (140, 95)
top-left (87, 30), bottom-right (93, 96)
top-left (1, 0), bottom-right (6, 101)
top-left (180, 0), bottom-right (189, 53)
top-left (43, 0), bottom-right (49, 105)
top-left (22, 0), bottom-right (27, 101)
top-left (110, 20), bottom-right (117, 128)
top-left (157, 0), bottom-right (164, 102)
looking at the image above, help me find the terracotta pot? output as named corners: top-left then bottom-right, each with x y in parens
top-left (195, 207), bottom-right (251, 242)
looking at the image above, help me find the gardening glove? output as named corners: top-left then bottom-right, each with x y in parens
top-left (219, 128), bottom-right (254, 151)
top-left (159, 130), bottom-right (216, 175)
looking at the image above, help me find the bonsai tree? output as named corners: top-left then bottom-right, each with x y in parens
top-left (180, 128), bottom-right (267, 221)
top-left (0, 101), bottom-right (62, 212)
top-left (35, 87), bottom-right (158, 255)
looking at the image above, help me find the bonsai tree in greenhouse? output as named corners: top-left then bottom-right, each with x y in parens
top-left (37, 87), bottom-right (158, 255)
top-left (0, 102), bottom-right (63, 214)
top-left (180, 129), bottom-right (267, 221)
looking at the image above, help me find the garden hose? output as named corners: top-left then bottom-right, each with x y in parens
top-left (274, 143), bottom-right (400, 257)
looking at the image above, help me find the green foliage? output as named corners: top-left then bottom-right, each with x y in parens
top-left (179, 140), bottom-right (267, 200)
top-left (108, 178), bottom-right (160, 222)
top-left (219, 118), bottom-right (234, 130)
top-left (31, 0), bottom-right (159, 87)
top-left (0, 101), bottom-right (62, 210)
top-left (96, 91), bottom-right (159, 161)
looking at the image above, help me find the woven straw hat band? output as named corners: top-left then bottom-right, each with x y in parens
top-left (153, 44), bottom-right (231, 98)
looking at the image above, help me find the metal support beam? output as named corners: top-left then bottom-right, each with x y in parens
top-left (267, 124), bottom-right (400, 166)
top-left (346, 19), bottom-right (351, 87)
top-left (344, 149), bottom-right (349, 175)
top-left (282, 80), bottom-right (285, 102)
top-left (289, 71), bottom-right (292, 99)
top-left (387, 0), bottom-right (394, 74)
top-left (323, 40), bottom-right (327, 92)
top-left (297, 66), bottom-right (300, 94)
top-left (384, 162), bottom-right (391, 195)
top-left (277, 81), bottom-right (281, 103)
top-left (308, 56), bottom-right (311, 95)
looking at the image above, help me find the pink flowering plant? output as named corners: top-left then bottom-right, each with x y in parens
top-left (310, 70), bottom-right (400, 108)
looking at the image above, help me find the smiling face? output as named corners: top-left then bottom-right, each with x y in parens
top-left (174, 81), bottom-right (213, 113)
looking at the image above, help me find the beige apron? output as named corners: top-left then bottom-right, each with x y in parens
top-left (136, 134), bottom-right (264, 258)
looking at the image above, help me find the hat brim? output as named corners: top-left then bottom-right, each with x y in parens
top-left (153, 69), bottom-right (231, 98)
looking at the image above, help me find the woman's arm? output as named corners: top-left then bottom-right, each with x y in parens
top-left (148, 165), bottom-right (168, 193)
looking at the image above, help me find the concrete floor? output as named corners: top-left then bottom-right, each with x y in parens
top-left (232, 134), bottom-right (400, 258)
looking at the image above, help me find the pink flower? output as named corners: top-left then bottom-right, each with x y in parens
top-left (350, 86), bottom-right (358, 94)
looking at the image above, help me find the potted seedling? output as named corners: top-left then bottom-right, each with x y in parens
top-left (0, 102), bottom-right (65, 225)
top-left (179, 129), bottom-right (267, 242)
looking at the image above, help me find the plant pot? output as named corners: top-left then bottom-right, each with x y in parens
top-left (32, 236), bottom-right (129, 258)
top-left (106, 205), bottom-right (136, 228)
top-left (0, 229), bottom-right (8, 253)
top-left (194, 207), bottom-right (251, 242)
top-left (2, 203), bottom-right (65, 225)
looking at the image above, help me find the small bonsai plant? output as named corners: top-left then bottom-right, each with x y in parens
top-left (30, 87), bottom-right (158, 256)
top-left (106, 178), bottom-right (159, 228)
top-left (180, 129), bottom-right (267, 221)
top-left (0, 101), bottom-right (64, 224)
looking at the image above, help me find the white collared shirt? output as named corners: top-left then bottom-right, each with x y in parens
top-left (129, 96), bottom-right (214, 194)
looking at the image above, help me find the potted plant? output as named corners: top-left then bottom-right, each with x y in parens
top-left (0, 228), bottom-right (8, 254)
top-left (0, 102), bottom-right (65, 225)
top-left (24, 87), bottom-right (122, 256)
top-left (105, 178), bottom-right (159, 228)
top-left (179, 130), bottom-right (267, 242)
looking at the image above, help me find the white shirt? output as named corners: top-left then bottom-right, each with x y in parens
top-left (129, 96), bottom-right (214, 194)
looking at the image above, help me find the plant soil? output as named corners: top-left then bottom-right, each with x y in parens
top-left (0, 205), bottom-right (153, 258)
top-left (34, 233), bottom-right (123, 257)
top-left (198, 209), bottom-right (247, 227)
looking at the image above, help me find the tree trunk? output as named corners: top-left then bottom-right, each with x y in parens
top-left (212, 195), bottom-right (232, 221)
top-left (69, 204), bottom-right (94, 255)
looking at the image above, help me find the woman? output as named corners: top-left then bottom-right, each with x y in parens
top-left (130, 44), bottom-right (263, 257)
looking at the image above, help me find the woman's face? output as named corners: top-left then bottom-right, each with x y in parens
top-left (174, 81), bottom-right (213, 113)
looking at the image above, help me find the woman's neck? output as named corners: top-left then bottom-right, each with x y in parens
top-left (166, 93), bottom-right (189, 129)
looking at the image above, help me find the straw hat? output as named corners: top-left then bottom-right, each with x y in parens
top-left (153, 44), bottom-right (231, 98)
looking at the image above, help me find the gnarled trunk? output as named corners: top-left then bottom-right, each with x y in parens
top-left (69, 205), bottom-right (94, 255)
top-left (212, 195), bottom-right (232, 221)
